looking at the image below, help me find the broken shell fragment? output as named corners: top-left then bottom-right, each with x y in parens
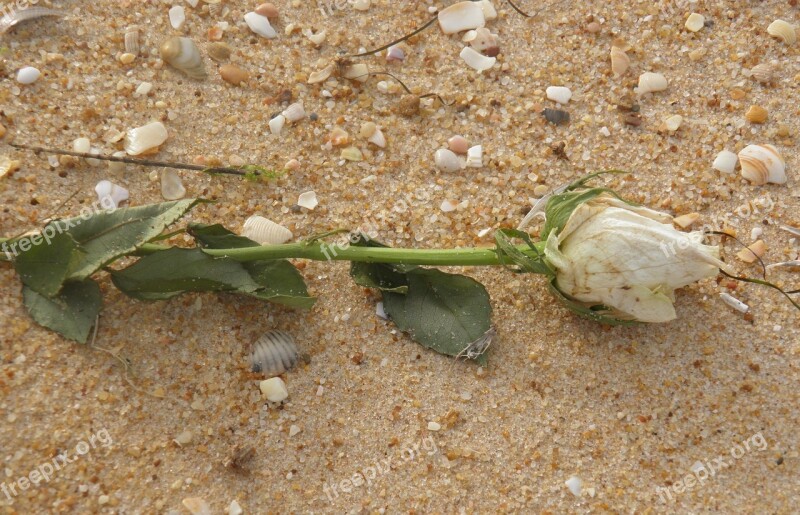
top-left (0, 7), bottom-right (64, 35)
top-left (297, 191), bottom-right (318, 210)
top-left (269, 114), bottom-right (286, 135)
top-left (712, 150), bottom-right (738, 174)
top-left (767, 19), bottom-right (796, 45)
top-left (470, 27), bottom-right (499, 56)
top-left (546, 86), bottom-right (572, 104)
top-left (466, 145), bottom-right (483, 168)
top-left (259, 377), bottom-right (288, 402)
top-left (342, 63), bottom-right (369, 82)
top-left (368, 127), bottom-right (386, 148)
top-left (207, 42), bottom-right (232, 62)
top-left (124, 26), bottom-right (141, 55)
top-left (95, 180), bottom-right (129, 209)
top-left (662, 114), bottom-right (683, 132)
top-left (738, 144), bottom-right (786, 185)
top-left (736, 240), bottom-right (767, 263)
top-left (244, 12), bottom-right (277, 39)
top-left (438, 1), bottom-right (485, 34)
top-left (435, 149), bottom-right (462, 172)
top-left (125, 122), bottom-right (168, 155)
top-left (250, 330), bottom-right (299, 376)
top-left (282, 103), bottom-right (305, 122)
top-left (685, 13), bottom-right (705, 32)
top-left (610, 46), bottom-right (630, 76)
top-left (673, 212), bottom-right (700, 228)
top-left (160, 37), bottom-right (206, 79)
top-left (161, 169), bottom-right (186, 200)
top-left (460, 46), bottom-right (495, 72)
top-left (242, 215), bottom-right (293, 245)
top-left (308, 63), bottom-right (334, 84)
top-left (750, 63), bottom-right (776, 84)
top-left (637, 72), bottom-right (668, 95)
top-left (169, 5), bottom-right (186, 29)
top-left (255, 2), bottom-right (279, 20)
top-left (719, 292), bottom-right (749, 313)
top-left (386, 45), bottom-right (405, 62)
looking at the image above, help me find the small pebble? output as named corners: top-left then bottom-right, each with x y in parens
top-left (98, 495), bottom-right (110, 505)
top-left (340, 147), bottom-right (363, 161)
top-left (289, 425), bottom-right (301, 437)
top-left (260, 377), bottom-right (289, 402)
top-left (663, 114), bottom-right (683, 132)
top-left (565, 476), bottom-right (582, 497)
top-left (673, 213), bottom-right (700, 228)
top-left (119, 53), bottom-right (136, 64)
top-left (435, 149), bottom-right (462, 172)
top-left (174, 430), bottom-right (193, 446)
top-left (16, 66), bottom-right (41, 84)
top-left (685, 13), bottom-right (705, 32)
top-left (427, 421), bottom-right (442, 431)
top-left (546, 86), bottom-right (572, 104)
top-left (255, 2), bottom-right (279, 20)
top-left (448, 135), bottom-right (470, 154)
top-left (543, 108), bottom-right (570, 125)
top-left (220, 64), bottom-right (249, 86)
top-left (182, 498), bottom-right (211, 515)
top-left (169, 5), bottom-right (186, 29)
top-left (712, 150), bottom-right (737, 174)
top-left (228, 500), bottom-right (243, 515)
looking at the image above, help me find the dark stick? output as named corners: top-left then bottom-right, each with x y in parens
top-left (350, 15), bottom-right (438, 57)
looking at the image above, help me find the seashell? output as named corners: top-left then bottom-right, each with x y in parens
top-left (0, 7), bottom-right (64, 34)
top-left (260, 377), bottom-right (288, 402)
top-left (16, 66), bottom-right (40, 85)
top-left (269, 114), bottom-right (286, 135)
top-left (466, 145), bottom-right (483, 168)
top-left (780, 225), bottom-right (800, 237)
top-left (282, 102), bottom-right (305, 122)
top-left (767, 19), bottom-right (796, 45)
top-left (386, 45), bottom-right (405, 62)
top-left (719, 293), bottom-right (749, 313)
top-left (340, 147), bottom-right (363, 161)
top-left (204, 0), bottom-right (223, 17)
top-left (207, 42), bottom-right (232, 62)
top-left (435, 149), bottom-right (463, 172)
top-left (546, 86), bottom-right (572, 104)
top-left (359, 122), bottom-right (376, 139)
top-left (328, 127), bottom-right (350, 146)
top-left (297, 191), bottom-right (318, 210)
top-left (672, 212), bottom-right (700, 228)
top-left (368, 127), bottom-right (386, 148)
top-left (250, 330), bottom-right (299, 376)
top-left (342, 63), bottom-right (369, 82)
top-left (543, 108), bottom-right (570, 125)
top-left (125, 121), bottom-right (168, 155)
top-left (242, 215), bottom-right (293, 245)
top-left (738, 144), bottom-right (786, 185)
top-left (308, 63), bottom-right (334, 84)
top-left (736, 239), bottom-right (767, 263)
top-left (448, 135), bottom-right (469, 154)
top-left (470, 27), bottom-right (499, 57)
top-left (479, 0), bottom-right (497, 20)
top-left (219, 64), bottom-right (248, 86)
top-left (160, 37), bottom-right (206, 79)
top-left (459, 46), bottom-right (495, 72)
top-left (712, 150), bottom-right (738, 174)
top-left (255, 2), bottom-right (279, 20)
top-left (244, 12), bottom-right (277, 39)
top-left (0, 156), bottom-right (21, 178)
top-left (637, 72), bottom-right (668, 95)
top-left (745, 105), bottom-right (767, 124)
top-left (610, 46), bottom-right (630, 76)
top-left (169, 5), bottom-right (186, 29)
top-left (161, 169), bottom-right (186, 200)
top-left (95, 180), bottom-right (129, 209)
top-left (305, 28), bottom-right (327, 46)
top-left (684, 13), bottom-right (704, 32)
top-left (438, 1), bottom-right (485, 35)
top-left (440, 200), bottom-right (458, 213)
top-left (662, 114), bottom-right (683, 132)
top-left (353, 0), bottom-right (371, 11)
top-left (124, 26), bottom-right (141, 56)
top-left (750, 63), bottom-right (775, 84)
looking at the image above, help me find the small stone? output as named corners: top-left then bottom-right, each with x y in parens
top-left (730, 88), bottom-right (746, 100)
top-left (673, 213), bottom-right (700, 228)
top-left (174, 430), bottom-right (193, 446)
top-left (353, 0), bottom-right (371, 11)
top-left (427, 421), bottom-right (442, 431)
top-left (623, 112), bottom-right (642, 126)
top-left (182, 498), bottom-right (211, 515)
top-left (220, 64), bottom-right (249, 86)
top-left (448, 135), bottom-right (469, 154)
top-left (396, 95), bottom-right (420, 117)
top-left (119, 53), bottom-right (136, 64)
top-left (565, 476), bottom-right (582, 497)
top-left (0, 124), bottom-right (6, 138)
top-left (169, 5), bottom-right (186, 29)
top-left (434, 149), bottom-right (462, 172)
top-left (260, 377), bottom-right (289, 402)
top-left (255, 2), bottom-right (279, 20)
top-left (228, 500), bottom-right (243, 515)
top-left (712, 150), bottom-right (738, 174)
top-left (284, 158), bottom-right (300, 170)
top-left (328, 127), bottom-right (350, 146)
top-left (98, 495), bottom-right (110, 505)
top-left (586, 21), bottom-right (601, 33)
top-left (543, 108), bottom-right (570, 125)
top-left (440, 200), bottom-right (458, 212)
top-left (546, 86), bottom-right (572, 104)
top-left (359, 122), bottom-right (377, 139)
top-left (745, 105), bottom-right (768, 124)
top-left (340, 147), bottom-right (363, 161)
top-left (685, 13), bottom-right (705, 32)
top-left (135, 82), bottom-right (153, 96)
top-left (16, 66), bottom-right (41, 84)
top-left (289, 425), bottom-right (301, 437)
top-left (737, 240), bottom-right (767, 264)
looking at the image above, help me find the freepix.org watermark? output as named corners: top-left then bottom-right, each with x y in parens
top-left (1, 428), bottom-right (113, 500)
top-left (0, 0), bottom-right (34, 21)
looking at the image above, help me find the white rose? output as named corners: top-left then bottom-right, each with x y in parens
top-left (544, 195), bottom-right (728, 323)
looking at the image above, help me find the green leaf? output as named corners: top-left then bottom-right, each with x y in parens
top-left (349, 237), bottom-right (416, 293)
top-left (246, 260), bottom-right (316, 308)
top-left (110, 248), bottom-right (260, 301)
top-left (382, 269), bottom-right (493, 364)
top-left (188, 223), bottom-right (260, 249)
top-left (23, 279), bottom-right (102, 343)
top-left (64, 199), bottom-right (201, 281)
top-left (13, 230), bottom-right (84, 297)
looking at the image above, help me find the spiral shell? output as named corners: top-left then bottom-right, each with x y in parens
top-left (160, 37), bottom-right (206, 80)
top-left (738, 144), bottom-right (786, 185)
top-left (124, 26), bottom-right (141, 56)
top-left (250, 330), bottom-right (299, 376)
top-left (242, 215), bottom-right (293, 245)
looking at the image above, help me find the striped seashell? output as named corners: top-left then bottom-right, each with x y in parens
top-left (160, 37), bottom-right (206, 80)
top-left (281, 102), bottom-right (306, 123)
top-left (205, 0), bottom-right (224, 17)
top-left (751, 63), bottom-right (776, 84)
top-left (738, 144), bottom-right (786, 185)
top-left (767, 19), bottom-right (796, 45)
top-left (124, 26), bottom-right (141, 56)
top-left (242, 215), bottom-right (293, 245)
top-left (0, 7), bottom-right (64, 34)
top-left (250, 330), bottom-right (299, 376)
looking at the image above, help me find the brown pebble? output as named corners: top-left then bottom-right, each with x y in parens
top-left (586, 22), bottom-right (601, 33)
top-left (396, 95), bottom-right (420, 117)
top-left (220, 64), bottom-right (248, 86)
top-left (745, 105), bottom-right (768, 124)
top-left (255, 2), bottom-right (279, 20)
top-left (623, 113), bottom-right (642, 126)
top-left (448, 135), bottom-right (469, 154)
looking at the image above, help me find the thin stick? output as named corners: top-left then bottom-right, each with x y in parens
top-left (351, 15), bottom-right (438, 57)
top-left (7, 142), bottom-right (260, 177)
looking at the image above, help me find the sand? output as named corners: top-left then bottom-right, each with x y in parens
top-left (1, 0), bottom-right (798, 513)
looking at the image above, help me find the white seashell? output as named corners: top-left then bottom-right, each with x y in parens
top-left (269, 114), bottom-right (286, 135)
top-left (244, 12), bottom-right (277, 39)
top-left (95, 180), bottom-right (129, 209)
top-left (353, 0), bottom-right (371, 11)
top-left (459, 46), bottom-right (495, 72)
top-left (663, 114), bottom-right (683, 132)
top-left (738, 144), bottom-right (786, 185)
top-left (712, 150), bottom-right (738, 174)
top-left (1, 8), bottom-right (64, 35)
top-left (282, 103), bottom-right (305, 122)
top-left (308, 63), bottom-right (334, 84)
top-left (73, 137), bottom-right (91, 154)
top-left (125, 121), bottom-right (168, 155)
top-left (160, 37), bottom-right (206, 79)
top-left (610, 46), bottom-right (630, 76)
top-left (242, 215), bottom-right (293, 245)
top-left (546, 86), bottom-right (572, 104)
top-left (124, 26), bottom-right (141, 55)
top-left (386, 45), bottom-right (405, 62)
top-left (250, 330), bottom-right (299, 376)
top-left (684, 13), bottom-right (705, 32)
top-left (466, 145), bottom-right (483, 168)
top-left (435, 149), bottom-right (463, 172)
top-left (16, 66), bottom-right (41, 84)
top-left (135, 82), bottom-right (153, 97)
top-left (767, 19), bottom-right (796, 45)
top-left (342, 63), bottom-right (369, 82)
top-left (0, 156), bottom-right (20, 178)
top-left (469, 27), bottom-right (499, 56)
top-left (750, 63), bottom-right (775, 84)
top-left (719, 292), bottom-right (749, 313)
top-left (305, 29), bottom-right (327, 46)
top-left (462, 30), bottom-right (477, 42)
top-left (297, 191), bottom-right (318, 210)
top-left (260, 377), bottom-right (288, 402)
top-left (438, 1), bottom-right (485, 34)
top-left (479, 0), bottom-right (497, 20)
top-left (368, 127), bottom-right (386, 148)
top-left (161, 169), bottom-right (186, 200)
top-left (780, 225), bottom-right (800, 237)
top-left (169, 6), bottom-right (186, 29)
top-left (637, 72), bottom-right (668, 95)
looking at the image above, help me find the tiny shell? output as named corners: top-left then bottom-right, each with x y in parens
top-left (124, 26), bottom-right (141, 55)
top-left (95, 180), bottom-right (129, 209)
top-left (282, 103), bottom-right (305, 122)
top-left (0, 7), bottom-right (64, 34)
top-left (328, 127), bottom-right (350, 146)
top-left (751, 63), bottom-right (775, 84)
top-left (543, 108), bottom-right (570, 125)
top-left (386, 45), bottom-right (405, 62)
top-left (182, 497), bottom-right (211, 515)
top-left (242, 215), bottom-right (293, 245)
top-left (712, 150), bottom-right (738, 174)
top-left (342, 63), bottom-right (369, 82)
top-left (719, 293), bottom-right (749, 313)
top-left (546, 86), bottom-right (572, 104)
top-left (160, 37), bottom-right (206, 79)
top-left (308, 63), bottom-right (334, 84)
top-left (125, 121), bottom-right (168, 155)
top-left (0, 156), bottom-right (20, 178)
top-left (16, 66), bottom-right (40, 84)
top-left (466, 145), bottom-right (483, 168)
top-left (169, 5), bottom-right (186, 29)
top-left (460, 46), bottom-right (495, 72)
top-left (745, 105), bottom-right (767, 124)
top-left (767, 19), bottom-right (796, 45)
top-left (663, 114), bottom-right (683, 132)
top-left (684, 13), bottom-right (704, 32)
top-left (269, 114), bottom-right (286, 135)
top-left (245, 12), bottom-right (277, 39)
top-left (255, 2), bottom-right (279, 20)
top-left (736, 240), bottom-right (767, 263)
top-left (637, 72), bottom-right (668, 95)
top-left (250, 330), bottom-right (299, 376)
top-left (161, 170), bottom-right (186, 200)
top-left (341, 147), bottom-right (363, 161)
top-left (610, 46), bottom-right (630, 76)
top-left (738, 144), bottom-right (786, 185)
top-left (368, 127), bottom-right (386, 148)
top-left (438, 1), bottom-right (485, 34)
top-left (470, 27), bottom-right (499, 56)
top-left (435, 149), bottom-right (462, 172)
top-left (297, 191), bottom-right (318, 210)
top-left (207, 42), bottom-right (232, 62)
